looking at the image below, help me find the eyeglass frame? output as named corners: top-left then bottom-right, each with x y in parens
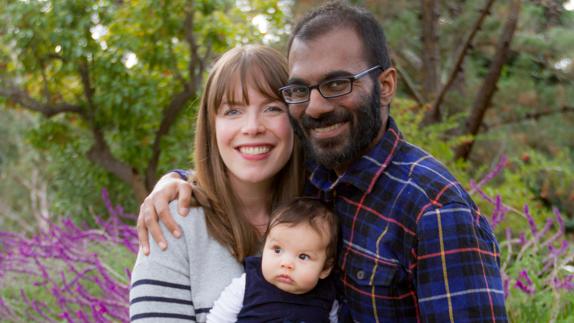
top-left (279, 65), bottom-right (384, 104)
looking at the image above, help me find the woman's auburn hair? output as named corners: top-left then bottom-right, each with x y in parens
top-left (192, 45), bottom-right (303, 262)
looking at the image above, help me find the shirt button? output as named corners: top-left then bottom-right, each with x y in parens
top-left (356, 270), bottom-right (365, 280)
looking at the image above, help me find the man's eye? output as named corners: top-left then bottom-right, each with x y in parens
top-left (323, 79), bottom-right (348, 92)
top-left (290, 87), bottom-right (308, 98)
top-left (298, 254), bottom-right (310, 260)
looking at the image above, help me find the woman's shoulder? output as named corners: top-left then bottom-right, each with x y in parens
top-left (167, 200), bottom-right (207, 229)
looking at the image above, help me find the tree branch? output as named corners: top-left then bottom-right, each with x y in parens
top-left (87, 127), bottom-right (148, 202)
top-left (144, 0), bottom-right (201, 190)
top-left (167, 39), bottom-right (187, 87)
top-left (424, 0), bottom-right (497, 125)
top-left (144, 89), bottom-right (195, 190)
top-left (454, 0), bottom-right (522, 160)
top-left (184, 0), bottom-right (201, 91)
top-left (0, 84), bottom-right (83, 117)
top-left (394, 59), bottom-right (425, 106)
top-left (77, 56), bottom-right (149, 201)
top-left (78, 58), bottom-right (96, 113)
top-left (484, 106), bottom-right (574, 130)
top-left (420, 0), bottom-right (441, 101)
top-left (38, 58), bottom-right (52, 103)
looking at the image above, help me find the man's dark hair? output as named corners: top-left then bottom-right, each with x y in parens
top-left (267, 197), bottom-right (339, 270)
top-left (287, 0), bottom-right (391, 71)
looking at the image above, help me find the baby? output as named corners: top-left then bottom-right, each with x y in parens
top-left (207, 197), bottom-right (339, 322)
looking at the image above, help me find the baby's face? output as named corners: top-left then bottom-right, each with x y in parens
top-left (261, 221), bottom-right (332, 294)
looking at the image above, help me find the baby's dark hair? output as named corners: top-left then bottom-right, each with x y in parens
top-left (266, 197), bottom-right (339, 270)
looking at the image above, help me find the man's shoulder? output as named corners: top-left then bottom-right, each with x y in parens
top-left (385, 140), bottom-right (473, 207)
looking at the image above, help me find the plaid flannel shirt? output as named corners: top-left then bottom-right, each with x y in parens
top-left (304, 117), bottom-right (507, 322)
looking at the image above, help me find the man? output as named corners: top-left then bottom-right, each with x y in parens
top-left (137, 1), bottom-right (507, 321)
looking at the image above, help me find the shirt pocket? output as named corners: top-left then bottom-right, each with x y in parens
top-left (343, 253), bottom-right (398, 288)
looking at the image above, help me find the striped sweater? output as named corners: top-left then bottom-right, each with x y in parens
top-left (129, 202), bottom-right (243, 322)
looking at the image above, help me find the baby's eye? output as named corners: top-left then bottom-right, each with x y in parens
top-left (298, 254), bottom-right (310, 260)
top-left (273, 247), bottom-right (282, 254)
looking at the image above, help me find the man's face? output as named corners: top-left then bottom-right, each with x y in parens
top-left (287, 28), bottom-right (384, 172)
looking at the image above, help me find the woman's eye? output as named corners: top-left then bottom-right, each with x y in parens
top-left (264, 105), bottom-right (284, 113)
top-left (298, 254), bottom-right (310, 260)
top-left (223, 108), bottom-right (240, 116)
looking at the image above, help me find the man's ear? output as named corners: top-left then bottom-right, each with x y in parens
top-left (319, 264), bottom-right (333, 279)
top-left (378, 67), bottom-right (397, 106)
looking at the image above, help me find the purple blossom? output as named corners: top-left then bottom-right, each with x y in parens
top-left (470, 159), bottom-right (574, 299)
top-left (519, 232), bottom-right (527, 245)
top-left (523, 204), bottom-right (537, 235)
top-left (0, 189), bottom-right (137, 322)
top-left (490, 195), bottom-right (508, 229)
top-left (553, 275), bottom-right (574, 291)
top-left (515, 270), bottom-right (535, 294)
top-left (472, 155), bottom-right (508, 191)
top-left (553, 207), bottom-right (565, 233)
top-left (515, 279), bottom-right (536, 294)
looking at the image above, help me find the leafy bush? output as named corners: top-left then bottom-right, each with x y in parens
top-left (471, 156), bottom-right (574, 321)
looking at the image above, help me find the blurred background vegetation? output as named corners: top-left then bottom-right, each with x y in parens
top-left (1, 0), bottom-right (573, 229)
top-left (1, 0), bottom-right (573, 321)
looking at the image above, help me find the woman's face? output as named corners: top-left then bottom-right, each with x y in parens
top-left (215, 81), bottom-right (293, 188)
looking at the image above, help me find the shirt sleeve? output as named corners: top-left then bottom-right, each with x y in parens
top-left (170, 169), bottom-right (192, 181)
top-left (415, 203), bottom-right (507, 322)
top-left (328, 300), bottom-right (339, 323)
top-left (129, 219), bottom-right (196, 322)
top-left (206, 274), bottom-right (246, 323)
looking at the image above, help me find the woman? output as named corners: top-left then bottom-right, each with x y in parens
top-left (129, 45), bottom-right (303, 322)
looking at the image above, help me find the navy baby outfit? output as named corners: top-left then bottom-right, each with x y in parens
top-left (237, 256), bottom-right (336, 323)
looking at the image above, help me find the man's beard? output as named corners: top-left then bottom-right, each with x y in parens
top-left (290, 85), bottom-right (382, 170)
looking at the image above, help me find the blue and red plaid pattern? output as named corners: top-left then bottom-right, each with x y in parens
top-left (305, 117), bottom-right (507, 322)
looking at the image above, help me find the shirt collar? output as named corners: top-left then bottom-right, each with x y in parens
top-left (307, 116), bottom-right (403, 194)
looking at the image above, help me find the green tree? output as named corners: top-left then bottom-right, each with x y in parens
top-left (293, 0), bottom-right (574, 219)
top-left (0, 0), bottom-right (289, 210)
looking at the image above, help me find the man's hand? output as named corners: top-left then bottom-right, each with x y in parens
top-left (137, 172), bottom-right (193, 255)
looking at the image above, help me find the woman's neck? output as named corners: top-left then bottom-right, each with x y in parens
top-left (229, 176), bottom-right (273, 235)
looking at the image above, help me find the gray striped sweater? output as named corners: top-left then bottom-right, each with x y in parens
top-left (129, 202), bottom-right (243, 322)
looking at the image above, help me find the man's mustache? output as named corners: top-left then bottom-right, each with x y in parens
top-left (300, 109), bottom-right (351, 130)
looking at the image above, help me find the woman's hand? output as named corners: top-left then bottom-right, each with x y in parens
top-left (137, 172), bottom-right (193, 255)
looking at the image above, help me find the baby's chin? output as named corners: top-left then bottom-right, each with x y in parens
top-left (270, 280), bottom-right (316, 295)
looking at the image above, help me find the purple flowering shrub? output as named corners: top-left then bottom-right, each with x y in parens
top-left (1, 148), bottom-right (572, 320)
top-left (0, 190), bottom-right (138, 322)
top-left (470, 155), bottom-right (574, 321)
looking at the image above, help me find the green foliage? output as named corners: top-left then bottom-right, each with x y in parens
top-left (2, 0), bottom-right (574, 319)
top-left (0, 0), bottom-right (288, 222)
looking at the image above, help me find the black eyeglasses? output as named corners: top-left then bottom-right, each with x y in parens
top-left (279, 65), bottom-right (383, 104)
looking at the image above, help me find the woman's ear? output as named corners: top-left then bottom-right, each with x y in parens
top-left (378, 67), bottom-right (397, 106)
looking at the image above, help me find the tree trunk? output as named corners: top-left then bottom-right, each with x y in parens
top-left (424, 0), bottom-right (497, 125)
top-left (454, 0), bottom-right (522, 160)
top-left (420, 0), bottom-right (440, 102)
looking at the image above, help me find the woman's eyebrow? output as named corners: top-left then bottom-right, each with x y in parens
top-left (221, 99), bottom-right (244, 106)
